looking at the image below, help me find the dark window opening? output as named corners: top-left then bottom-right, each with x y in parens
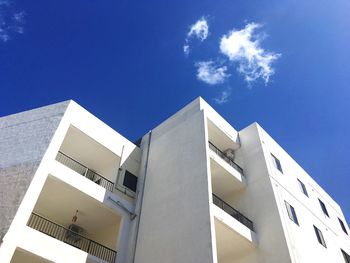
top-left (319, 199), bottom-right (329, 217)
top-left (339, 218), bottom-right (348, 235)
top-left (342, 249), bottom-right (350, 263)
top-left (285, 201), bottom-right (299, 226)
top-left (314, 225), bottom-right (327, 248)
top-left (297, 179), bottom-right (309, 197)
top-left (123, 170), bottom-right (138, 192)
top-left (271, 154), bottom-right (283, 173)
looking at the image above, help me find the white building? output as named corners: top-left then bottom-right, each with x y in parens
top-left (0, 97), bottom-right (349, 263)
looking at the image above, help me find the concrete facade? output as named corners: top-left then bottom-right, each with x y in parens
top-left (0, 101), bottom-right (70, 242)
top-left (134, 99), bottom-right (216, 263)
top-left (0, 97), bottom-right (349, 263)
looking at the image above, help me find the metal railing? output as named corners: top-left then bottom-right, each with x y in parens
top-left (208, 142), bottom-right (244, 175)
top-left (212, 194), bottom-right (254, 231)
top-left (28, 213), bottom-right (117, 263)
top-left (56, 151), bottom-right (114, 192)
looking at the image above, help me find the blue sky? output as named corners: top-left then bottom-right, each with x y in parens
top-left (1, 1), bottom-right (349, 221)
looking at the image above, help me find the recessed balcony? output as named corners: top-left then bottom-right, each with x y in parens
top-left (206, 117), bottom-right (240, 150)
top-left (28, 176), bottom-right (122, 263)
top-left (212, 194), bottom-right (256, 262)
top-left (27, 213), bottom-right (116, 263)
top-left (209, 142), bottom-right (243, 175)
top-left (212, 194), bottom-right (253, 231)
top-left (57, 125), bottom-right (120, 191)
top-left (209, 141), bottom-right (245, 197)
top-left (56, 151), bottom-right (114, 192)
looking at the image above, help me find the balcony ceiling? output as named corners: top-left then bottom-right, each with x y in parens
top-left (207, 119), bottom-right (240, 151)
top-left (11, 249), bottom-right (53, 263)
top-left (60, 126), bottom-right (120, 179)
top-left (210, 159), bottom-right (244, 198)
top-left (215, 219), bottom-right (255, 263)
top-left (34, 175), bottom-right (122, 234)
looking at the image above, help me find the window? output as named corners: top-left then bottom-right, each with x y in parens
top-left (123, 170), bottom-right (138, 192)
top-left (271, 154), bottom-right (283, 173)
top-left (342, 249), bottom-right (350, 263)
top-left (319, 199), bottom-right (329, 217)
top-left (313, 225), bottom-right (327, 247)
top-left (339, 218), bottom-right (348, 235)
top-left (285, 201), bottom-right (299, 225)
top-left (297, 179), bottom-right (308, 197)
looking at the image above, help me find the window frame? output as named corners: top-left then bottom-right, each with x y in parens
top-left (313, 225), bottom-right (327, 248)
top-left (318, 199), bottom-right (330, 217)
top-left (339, 218), bottom-right (348, 235)
top-left (271, 153), bottom-right (283, 174)
top-left (297, 179), bottom-right (309, 197)
top-left (123, 170), bottom-right (138, 192)
top-left (342, 249), bottom-right (350, 263)
top-left (285, 201), bottom-right (299, 226)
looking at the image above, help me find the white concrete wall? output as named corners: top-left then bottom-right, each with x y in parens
top-left (134, 99), bottom-right (216, 263)
top-left (211, 204), bottom-right (256, 244)
top-left (0, 100), bottom-right (141, 263)
top-left (224, 123), bottom-right (292, 263)
top-left (199, 98), bottom-right (239, 144)
top-left (258, 124), bottom-right (350, 262)
top-left (2, 97), bottom-right (350, 263)
top-left (89, 222), bottom-right (121, 250)
top-left (122, 132), bottom-right (151, 263)
top-left (10, 227), bottom-right (95, 263)
top-left (0, 101), bottom-right (70, 243)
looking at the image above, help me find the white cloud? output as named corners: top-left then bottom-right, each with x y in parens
top-left (195, 61), bottom-right (229, 85)
top-left (214, 88), bottom-right (231, 104)
top-left (187, 17), bottom-right (209, 41)
top-left (220, 22), bottom-right (280, 84)
top-left (0, 2), bottom-right (25, 42)
top-left (184, 17), bottom-right (209, 55)
top-left (183, 44), bottom-right (190, 56)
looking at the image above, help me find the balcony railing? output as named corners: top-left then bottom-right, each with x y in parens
top-left (212, 194), bottom-right (254, 231)
top-left (56, 151), bottom-right (114, 192)
top-left (28, 213), bottom-right (117, 263)
top-left (208, 142), bottom-right (244, 175)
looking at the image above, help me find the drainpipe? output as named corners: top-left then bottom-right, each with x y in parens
top-left (115, 145), bottom-right (125, 187)
top-left (130, 130), bottom-right (152, 263)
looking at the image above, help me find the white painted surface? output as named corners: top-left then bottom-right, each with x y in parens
top-left (211, 204), bottom-right (256, 244)
top-left (257, 123), bottom-right (350, 262)
top-left (1, 97), bottom-right (350, 263)
top-left (0, 100), bottom-right (141, 263)
top-left (134, 100), bottom-right (216, 263)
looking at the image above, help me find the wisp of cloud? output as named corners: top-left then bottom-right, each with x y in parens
top-left (195, 61), bottom-right (229, 85)
top-left (220, 23), bottom-right (280, 85)
top-left (214, 88), bottom-right (231, 105)
top-left (184, 17), bottom-right (209, 56)
top-left (0, 1), bottom-right (25, 42)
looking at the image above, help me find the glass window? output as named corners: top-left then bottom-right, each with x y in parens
top-left (319, 199), bottom-right (329, 217)
top-left (342, 249), bottom-right (350, 263)
top-left (285, 201), bottom-right (299, 225)
top-left (271, 154), bottom-right (283, 173)
top-left (123, 170), bottom-right (138, 192)
top-left (314, 225), bottom-right (327, 247)
top-left (297, 179), bottom-right (309, 197)
top-left (339, 218), bottom-right (348, 235)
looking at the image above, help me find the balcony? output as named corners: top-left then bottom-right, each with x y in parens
top-left (212, 194), bottom-right (253, 231)
top-left (209, 142), bottom-right (243, 175)
top-left (209, 141), bottom-right (245, 196)
top-left (212, 194), bottom-right (256, 262)
top-left (28, 175), bottom-right (122, 263)
top-left (27, 213), bottom-right (117, 263)
top-left (56, 151), bottom-right (114, 192)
